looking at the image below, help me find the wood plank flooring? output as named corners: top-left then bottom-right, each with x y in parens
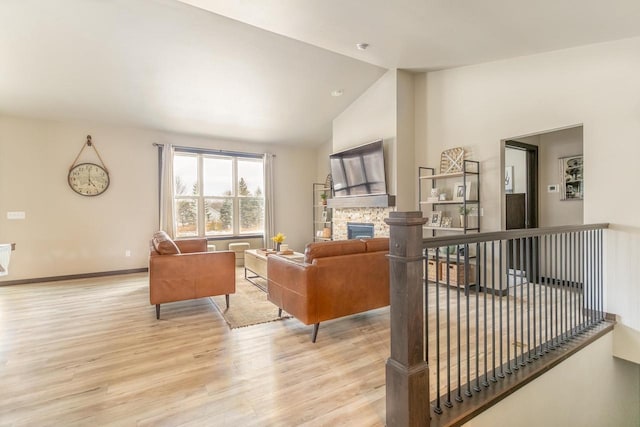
top-left (0, 271), bottom-right (593, 426)
top-left (0, 273), bottom-right (389, 426)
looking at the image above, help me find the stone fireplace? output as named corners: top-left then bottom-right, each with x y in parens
top-left (332, 207), bottom-right (395, 240)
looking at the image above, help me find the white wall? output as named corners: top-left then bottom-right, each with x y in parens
top-left (464, 331), bottom-right (640, 427)
top-left (316, 138), bottom-right (332, 183)
top-left (538, 126), bottom-right (583, 227)
top-left (418, 36), bottom-right (640, 336)
top-left (0, 116), bottom-right (317, 281)
top-left (332, 69), bottom-right (416, 209)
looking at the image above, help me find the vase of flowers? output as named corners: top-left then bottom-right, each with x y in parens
top-left (271, 232), bottom-right (286, 251)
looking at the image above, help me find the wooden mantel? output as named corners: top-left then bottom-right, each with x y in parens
top-left (327, 194), bottom-right (396, 209)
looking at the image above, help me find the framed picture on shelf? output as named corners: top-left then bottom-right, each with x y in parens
top-left (560, 155), bottom-right (583, 200)
top-left (453, 182), bottom-right (471, 201)
top-left (429, 211), bottom-right (442, 227)
top-left (441, 217), bottom-right (452, 228)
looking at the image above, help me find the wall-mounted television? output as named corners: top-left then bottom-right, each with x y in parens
top-left (330, 139), bottom-right (387, 198)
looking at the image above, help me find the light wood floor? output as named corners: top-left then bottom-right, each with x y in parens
top-left (0, 271), bottom-right (589, 426)
top-left (0, 273), bottom-right (390, 426)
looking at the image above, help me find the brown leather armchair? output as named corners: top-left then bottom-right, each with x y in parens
top-left (267, 238), bottom-right (389, 342)
top-left (149, 232), bottom-right (235, 319)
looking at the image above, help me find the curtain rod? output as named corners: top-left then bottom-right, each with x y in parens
top-left (152, 143), bottom-right (275, 158)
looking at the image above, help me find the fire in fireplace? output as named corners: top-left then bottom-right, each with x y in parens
top-left (347, 222), bottom-right (375, 239)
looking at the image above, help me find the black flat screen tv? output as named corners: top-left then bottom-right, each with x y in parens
top-left (330, 139), bottom-right (387, 197)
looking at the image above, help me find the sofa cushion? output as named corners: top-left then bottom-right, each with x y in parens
top-left (152, 231), bottom-right (180, 255)
top-left (364, 237), bottom-right (389, 252)
top-left (304, 239), bottom-right (366, 263)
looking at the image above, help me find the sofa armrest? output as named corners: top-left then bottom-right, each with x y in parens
top-left (267, 255), bottom-right (318, 324)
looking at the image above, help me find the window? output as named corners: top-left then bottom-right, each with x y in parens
top-left (173, 150), bottom-right (264, 238)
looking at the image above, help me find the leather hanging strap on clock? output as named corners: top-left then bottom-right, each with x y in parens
top-left (69, 135), bottom-right (109, 173)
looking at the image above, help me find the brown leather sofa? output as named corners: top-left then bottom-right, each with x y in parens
top-left (149, 231), bottom-right (235, 319)
top-left (267, 237), bottom-right (389, 342)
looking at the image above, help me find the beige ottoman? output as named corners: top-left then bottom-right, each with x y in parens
top-left (228, 242), bottom-right (250, 267)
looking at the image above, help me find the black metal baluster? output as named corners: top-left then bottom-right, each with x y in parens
top-left (465, 245), bottom-right (472, 397)
top-left (544, 234), bottom-right (550, 353)
top-left (482, 241), bottom-right (489, 387)
top-left (519, 237), bottom-right (525, 366)
top-left (506, 238), bottom-right (512, 374)
top-left (532, 236), bottom-right (538, 360)
top-left (434, 247), bottom-right (442, 414)
top-left (445, 250), bottom-right (452, 408)
top-left (599, 229), bottom-right (604, 321)
top-left (456, 245), bottom-right (463, 403)
top-left (425, 253), bottom-right (429, 360)
top-left (498, 240), bottom-right (505, 378)
top-left (491, 241), bottom-right (497, 381)
top-left (569, 232), bottom-right (574, 338)
top-left (474, 242), bottom-right (481, 392)
top-left (560, 233), bottom-right (566, 343)
top-left (512, 237), bottom-right (519, 371)
top-left (551, 234), bottom-right (559, 349)
top-left (526, 236), bottom-right (532, 363)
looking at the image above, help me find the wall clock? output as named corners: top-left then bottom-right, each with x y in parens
top-left (68, 135), bottom-right (110, 196)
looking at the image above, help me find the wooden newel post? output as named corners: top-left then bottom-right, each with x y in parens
top-left (385, 211), bottom-right (430, 427)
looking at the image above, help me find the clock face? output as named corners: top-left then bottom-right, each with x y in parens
top-left (68, 163), bottom-right (110, 196)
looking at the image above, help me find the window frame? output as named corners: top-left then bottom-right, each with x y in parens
top-left (173, 148), bottom-right (264, 239)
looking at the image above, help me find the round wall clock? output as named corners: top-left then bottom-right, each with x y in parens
top-left (68, 162), bottom-right (110, 196)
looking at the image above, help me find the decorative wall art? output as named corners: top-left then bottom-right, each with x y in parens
top-left (505, 165), bottom-right (514, 193)
top-left (559, 155), bottom-right (583, 200)
top-left (440, 147), bottom-right (465, 174)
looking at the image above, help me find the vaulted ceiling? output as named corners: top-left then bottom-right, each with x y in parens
top-left (2, 0), bottom-right (640, 147)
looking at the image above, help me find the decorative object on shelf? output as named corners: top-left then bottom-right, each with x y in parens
top-left (438, 193), bottom-right (447, 201)
top-left (440, 147), bottom-right (465, 174)
top-left (430, 188), bottom-right (439, 198)
top-left (324, 173), bottom-right (333, 192)
top-left (505, 165), bottom-right (514, 193)
top-left (429, 211), bottom-right (442, 227)
top-left (559, 155), bottom-right (583, 200)
top-left (441, 217), bottom-right (452, 228)
top-left (322, 227), bottom-right (332, 238)
top-left (453, 182), bottom-right (472, 201)
top-left (271, 232), bottom-right (286, 251)
top-left (68, 135), bottom-right (110, 196)
top-left (313, 182), bottom-right (333, 241)
top-left (459, 206), bottom-right (471, 228)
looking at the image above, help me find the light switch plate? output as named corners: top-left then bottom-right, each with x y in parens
top-left (7, 211), bottom-right (26, 220)
top-left (548, 184), bottom-right (559, 193)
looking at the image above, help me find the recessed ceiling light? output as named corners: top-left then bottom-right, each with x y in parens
top-left (331, 89), bottom-right (344, 97)
top-left (356, 43), bottom-right (369, 51)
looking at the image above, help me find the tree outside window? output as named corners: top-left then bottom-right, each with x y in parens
top-left (173, 152), bottom-right (264, 238)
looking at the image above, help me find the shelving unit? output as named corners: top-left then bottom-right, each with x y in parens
top-left (419, 159), bottom-right (480, 291)
top-left (313, 182), bottom-right (333, 242)
top-left (418, 159), bottom-right (481, 237)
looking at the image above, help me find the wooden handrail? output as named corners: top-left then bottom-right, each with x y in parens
top-left (423, 223), bottom-right (609, 248)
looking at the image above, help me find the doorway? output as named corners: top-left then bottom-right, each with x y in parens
top-left (505, 141), bottom-right (538, 283)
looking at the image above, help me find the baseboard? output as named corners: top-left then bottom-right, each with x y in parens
top-left (0, 268), bottom-right (148, 286)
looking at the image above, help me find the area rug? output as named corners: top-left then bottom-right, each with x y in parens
top-left (211, 269), bottom-right (291, 329)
